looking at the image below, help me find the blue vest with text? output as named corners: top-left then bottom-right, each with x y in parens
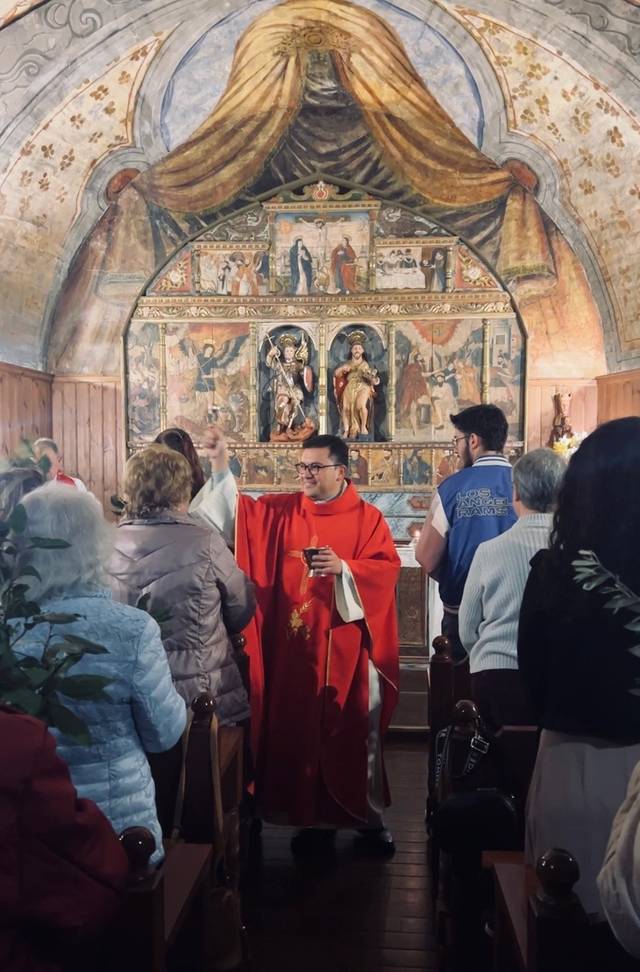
top-left (438, 456), bottom-right (517, 608)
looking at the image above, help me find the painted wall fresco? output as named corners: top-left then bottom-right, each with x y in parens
top-left (0, 0), bottom-right (628, 384)
top-left (0, 34), bottom-right (164, 368)
top-left (452, 7), bottom-right (636, 362)
top-left (0, 0), bottom-right (42, 28)
top-left (40, 0), bottom-right (605, 386)
top-left (160, 0), bottom-right (484, 151)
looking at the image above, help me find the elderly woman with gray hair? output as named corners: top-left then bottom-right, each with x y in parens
top-left (15, 482), bottom-right (186, 861)
top-left (459, 447), bottom-right (566, 731)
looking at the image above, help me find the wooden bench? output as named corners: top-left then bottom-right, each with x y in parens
top-left (108, 826), bottom-right (213, 972)
top-left (483, 848), bottom-right (590, 972)
top-left (427, 699), bottom-right (539, 970)
top-left (149, 693), bottom-right (244, 886)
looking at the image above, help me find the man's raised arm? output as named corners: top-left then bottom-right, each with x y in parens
top-left (189, 427), bottom-right (238, 547)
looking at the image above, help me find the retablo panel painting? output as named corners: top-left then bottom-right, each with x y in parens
top-left (269, 200), bottom-right (376, 296)
top-left (196, 244), bottom-right (270, 296)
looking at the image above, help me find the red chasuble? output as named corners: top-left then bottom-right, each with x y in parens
top-left (235, 482), bottom-right (400, 826)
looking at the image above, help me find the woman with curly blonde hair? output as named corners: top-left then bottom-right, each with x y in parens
top-left (108, 445), bottom-right (254, 723)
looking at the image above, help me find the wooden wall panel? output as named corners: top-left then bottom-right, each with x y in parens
top-left (52, 377), bottom-right (124, 516)
top-left (526, 378), bottom-right (598, 449)
top-left (0, 361), bottom-right (52, 458)
top-left (596, 369), bottom-right (640, 424)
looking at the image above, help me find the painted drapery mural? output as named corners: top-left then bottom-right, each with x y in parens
top-left (46, 0), bottom-right (604, 382)
top-left (127, 181), bottom-right (524, 496)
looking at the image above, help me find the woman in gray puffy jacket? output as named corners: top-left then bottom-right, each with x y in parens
top-left (108, 444), bottom-right (254, 725)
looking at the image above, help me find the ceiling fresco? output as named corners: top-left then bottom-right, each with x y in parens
top-left (0, 0), bottom-right (638, 375)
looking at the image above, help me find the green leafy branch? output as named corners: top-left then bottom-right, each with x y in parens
top-left (0, 502), bottom-right (111, 744)
top-left (572, 549), bottom-right (640, 696)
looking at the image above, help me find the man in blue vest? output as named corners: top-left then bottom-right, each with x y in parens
top-left (415, 404), bottom-right (516, 660)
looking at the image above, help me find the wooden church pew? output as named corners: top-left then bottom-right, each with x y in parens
top-left (427, 698), bottom-right (539, 971)
top-left (107, 826), bottom-right (213, 972)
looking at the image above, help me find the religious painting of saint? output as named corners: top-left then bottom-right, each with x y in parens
top-left (163, 321), bottom-right (250, 439)
top-left (127, 321), bottom-right (161, 440)
top-left (272, 210), bottom-right (370, 295)
top-left (330, 236), bottom-right (358, 294)
top-left (402, 448), bottom-right (432, 487)
top-left (420, 246), bottom-right (449, 292)
top-left (368, 447), bottom-right (399, 487)
top-left (394, 320), bottom-right (483, 442)
top-left (348, 446), bottom-right (369, 487)
top-left (197, 245), bottom-right (269, 296)
top-left (259, 325), bottom-right (318, 443)
top-left (330, 326), bottom-right (387, 441)
top-left (289, 238), bottom-right (313, 295)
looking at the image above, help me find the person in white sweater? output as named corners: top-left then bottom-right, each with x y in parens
top-left (459, 447), bottom-right (566, 730)
top-left (599, 759), bottom-right (640, 959)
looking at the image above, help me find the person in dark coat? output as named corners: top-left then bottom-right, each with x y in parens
top-left (0, 705), bottom-right (128, 972)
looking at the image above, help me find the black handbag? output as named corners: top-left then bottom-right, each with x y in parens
top-left (428, 703), bottom-right (520, 855)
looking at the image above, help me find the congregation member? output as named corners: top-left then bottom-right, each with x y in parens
top-left (109, 444), bottom-right (253, 722)
top-left (459, 447), bottom-right (566, 731)
top-left (518, 418), bottom-right (640, 918)
top-left (18, 482), bottom-right (186, 861)
top-left (599, 759), bottom-right (640, 961)
top-left (154, 426), bottom-right (206, 500)
top-left (0, 705), bottom-right (128, 972)
top-left (415, 404), bottom-right (516, 660)
top-left (33, 437), bottom-right (87, 490)
top-left (194, 429), bottom-right (400, 855)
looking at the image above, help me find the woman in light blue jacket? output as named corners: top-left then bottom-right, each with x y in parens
top-left (16, 482), bottom-right (186, 861)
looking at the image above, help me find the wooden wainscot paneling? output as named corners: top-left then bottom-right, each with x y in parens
top-left (52, 376), bottom-right (125, 516)
top-left (596, 368), bottom-right (640, 425)
top-left (526, 378), bottom-right (598, 449)
top-left (0, 361), bottom-right (53, 457)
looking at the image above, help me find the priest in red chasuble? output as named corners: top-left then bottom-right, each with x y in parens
top-left (193, 430), bottom-right (400, 855)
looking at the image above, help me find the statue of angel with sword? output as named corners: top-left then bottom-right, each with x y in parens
top-left (265, 332), bottom-right (316, 441)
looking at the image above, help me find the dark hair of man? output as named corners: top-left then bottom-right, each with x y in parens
top-left (154, 427), bottom-right (206, 499)
top-left (550, 417), bottom-right (640, 590)
top-left (450, 404), bottom-right (508, 452)
top-left (303, 434), bottom-right (349, 468)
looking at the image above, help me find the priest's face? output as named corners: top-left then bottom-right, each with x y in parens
top-left (299, 446), bottom-right (346, 500)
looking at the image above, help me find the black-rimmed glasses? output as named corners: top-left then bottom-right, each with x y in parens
top-left (294, 462), bottom-right (344, 476)
top-left (451, 434), bottom-right (469, 446)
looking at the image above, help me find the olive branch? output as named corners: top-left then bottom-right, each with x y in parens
top-left (572, 549), bottom-right (640, 696)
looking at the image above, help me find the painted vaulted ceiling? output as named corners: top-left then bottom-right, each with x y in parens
top-left (1, 0), bottom-right (640, 375)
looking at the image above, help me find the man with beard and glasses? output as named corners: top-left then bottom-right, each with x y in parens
top-left (415, 404), bottom-right (516, 663)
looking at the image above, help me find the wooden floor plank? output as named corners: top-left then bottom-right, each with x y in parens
top-left (244, 739), bottom-right (434, 971)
